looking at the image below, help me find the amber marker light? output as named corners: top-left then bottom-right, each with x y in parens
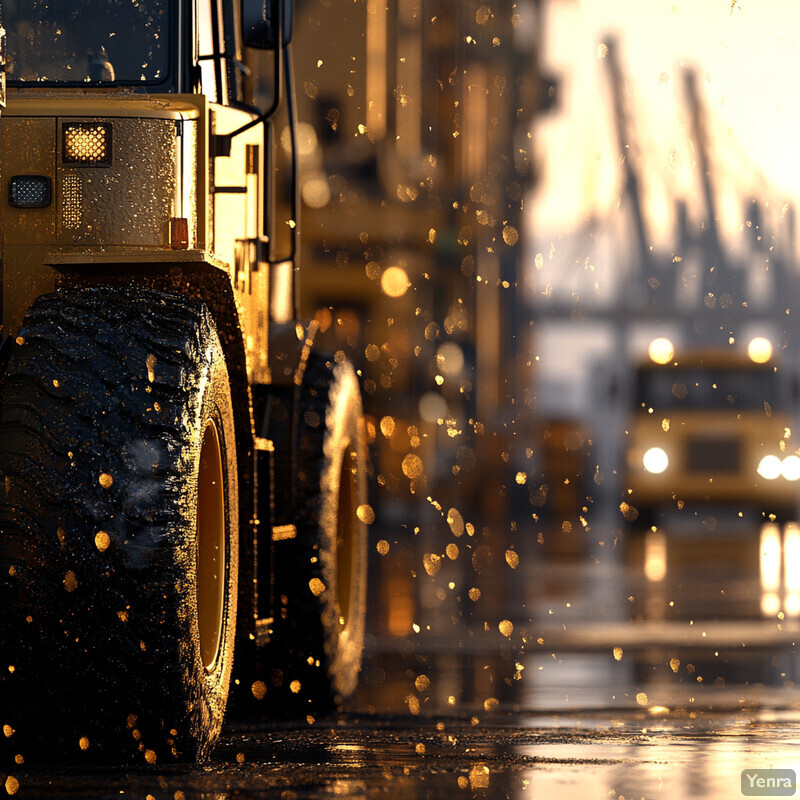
top-left (170, 217), bottom-right (189, 250)
top-left (644, 528), bottom-right (667, 582)
top-left (63, 122), bottom-right (112, 165)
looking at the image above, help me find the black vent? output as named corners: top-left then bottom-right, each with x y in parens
top-left (686, 437), bottom-right (741, 472)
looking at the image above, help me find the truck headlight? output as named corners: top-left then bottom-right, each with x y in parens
top-left (758, 455), bottom-right (782, 480)
top-left (62, 122), bottom-right (112, 165)
top-left (643, 447), bottom-right (669, 474)
top-left (782, 455), bottom-right (800, 481)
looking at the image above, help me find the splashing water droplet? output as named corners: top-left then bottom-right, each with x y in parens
top-left (469, 764), bottom-right (490, 788)
top-left (251, 681), bottom-right (267, 700)
top-left (502, 225), bottom-right (519, 246)
top-left (423, 553), bottom-right (442, 575)
top-left (447, 507), bottom-right (465, 536)
top-left (402, 454), bottom-right (424, 479)
top-left (357, 504), bottom-right (375, 524)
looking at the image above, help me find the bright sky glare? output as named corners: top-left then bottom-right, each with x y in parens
top-left (534, 0), bottom-right (800, 232)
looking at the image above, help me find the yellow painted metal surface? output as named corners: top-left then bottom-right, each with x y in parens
top-left (2, 246), bottom-right (58, 330)
top-left (56, 117), bottom-right (181, 247)
top-left (47, 248), bottom-right (227, 268)
top-left (211, 104), bottom-right (269, 383)
top-left (1, 94), bottom-right (200, 121)
top-left (627, 409), bottom-right (796, 506)
top-left (625, 351), bottom-right (797, 514)
top-left (0, 92), bottom-right (209, 334)
top-left (0, 88), bottom-right (268, 385)
top-left (0, 118), bottom-right (56, 245)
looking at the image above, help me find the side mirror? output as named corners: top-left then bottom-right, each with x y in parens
top-left (241, 0), bottom-right (293, 50)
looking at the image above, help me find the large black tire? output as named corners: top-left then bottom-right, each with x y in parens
top-left (262, 352), bottom-right (368, 711)
top-left (0, 286), bottom-right (238, 765)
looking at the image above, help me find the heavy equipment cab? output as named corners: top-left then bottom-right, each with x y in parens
top-left (0, 0), bottom-right (368, 765)
top-left (0, 0), bottom-right (297, 337)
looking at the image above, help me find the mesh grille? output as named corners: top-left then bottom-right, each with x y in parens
top-left (61, 173), bottom-right (82, 229)
top-left (8, 176), bottom-right (51, 208)
top-left (686, 437), bottom-right (741, 473)
top-left (63, 123), bottom-right (112, 165)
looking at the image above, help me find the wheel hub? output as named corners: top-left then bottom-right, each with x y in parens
top-left (197, 421), bottom-right (226, 672)
top-left (336, 444), bottom-right (357, 629)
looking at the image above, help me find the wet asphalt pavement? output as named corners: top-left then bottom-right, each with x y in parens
top-left (8, 617), bottom-right (800, 800)
top-left (8, 707), bottom-right (800, 799)
top-left (6, 553), bottom-right (800, 798)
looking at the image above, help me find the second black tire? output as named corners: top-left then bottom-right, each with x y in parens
top-left (263, 351), bottom-right (369, 711)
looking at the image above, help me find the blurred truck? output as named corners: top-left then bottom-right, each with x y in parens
top-left (624, 340), bottom-right (799, 588)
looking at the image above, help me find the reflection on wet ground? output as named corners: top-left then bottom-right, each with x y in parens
top-left (12, 710), bottom-right (800, 799)
top-left (356, 553), bottom-right (800, 713)
top-left (9, 556), bottom-right (800, 799)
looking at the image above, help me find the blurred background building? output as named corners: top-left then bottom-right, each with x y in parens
top-left (276, 0), bottom-right (800, 712)
top-left (286, 0), bottom-right (547, 647)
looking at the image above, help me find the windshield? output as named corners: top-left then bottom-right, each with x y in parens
top-left (4, 0), bottom-right (169, 85)
top-left (636, 366), bottom-right (778, 411)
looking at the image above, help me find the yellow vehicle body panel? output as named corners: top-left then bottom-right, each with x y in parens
top-left (1, 94), bottom-right (201, 120)
top-left (1, 117), bottom-right (56, 245)
top-left (627, 408), bottom-right (796, 506)
top-left (0, 90), bottom-right (267, 382)
top-left (625, 352), bottom-right (800, 523)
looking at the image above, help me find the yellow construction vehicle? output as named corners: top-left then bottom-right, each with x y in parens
top-left (0, 0), bottom-right (368, 764)
top-left (627, 344), bottom-right (795, 518)
top-left (624, 339), bottom-right (797, 585)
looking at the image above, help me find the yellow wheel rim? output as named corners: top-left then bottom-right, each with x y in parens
top-left (336, 444), bottom-right (357, 629)
top-left (197, 421), bottom-right (226, 672)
